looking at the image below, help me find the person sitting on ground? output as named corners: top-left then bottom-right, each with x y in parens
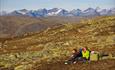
top-left (65, 48), bottom-right (82, 64)
top-left (82, 47), bottom-right (90, 62)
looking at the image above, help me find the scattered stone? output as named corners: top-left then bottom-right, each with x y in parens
top-left (63, 42), bottom-right (70, 46)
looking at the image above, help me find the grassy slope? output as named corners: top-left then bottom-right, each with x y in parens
top-left (1, 16), bottom-right (115, 52)
top-left (0, 16), bottom-right (82, 38)
top-left (0, 16), bottom-right (115, 70)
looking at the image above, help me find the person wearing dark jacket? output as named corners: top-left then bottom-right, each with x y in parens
top-left (65, 49), bottom-right (82, 64)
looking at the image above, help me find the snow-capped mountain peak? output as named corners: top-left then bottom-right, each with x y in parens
top-left (96, 7), bottom-right (102, 12)
top-left (16, 9), bottom-right (28, 15)
top-left (55, 9), bottom-right (63, 14)
top-left (84, 8), bottom-right (96, 13)
top-left (47, 8), bottom-right (63, 16)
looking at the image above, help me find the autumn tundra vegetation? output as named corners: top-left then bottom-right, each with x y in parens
top-left (0, 16), bottom-right (115, 70)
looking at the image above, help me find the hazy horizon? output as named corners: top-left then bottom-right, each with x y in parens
top-left (0, 0), bottom-right (115, 12)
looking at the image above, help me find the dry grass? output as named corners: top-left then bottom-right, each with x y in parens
top-left (0, 16), bottom-right (115, 70)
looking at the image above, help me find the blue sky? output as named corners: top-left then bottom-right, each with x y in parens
top-left (0, 0), bottom-right (115, 12)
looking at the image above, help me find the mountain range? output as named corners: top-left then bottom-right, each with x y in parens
top-left (1, 7), bottom-right (115, 17)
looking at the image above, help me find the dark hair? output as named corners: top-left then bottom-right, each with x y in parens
top-left (73, 49), bottom-right (77, 52)
top-left (85, 46), bottom-right (88, 50)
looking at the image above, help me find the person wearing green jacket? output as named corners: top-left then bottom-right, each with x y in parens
top-left (82, 47), bottom-right (90, 61)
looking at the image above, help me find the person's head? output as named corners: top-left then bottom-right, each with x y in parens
top-left (85, 46), bottom-right (88, 50)
top-left (82, 47), bottom-right (86, 52)
top-left (72, 49), bottom-right (77, 53)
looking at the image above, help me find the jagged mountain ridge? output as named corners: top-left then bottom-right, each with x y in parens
top-left (1, 7), bottom-right (115, 17)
